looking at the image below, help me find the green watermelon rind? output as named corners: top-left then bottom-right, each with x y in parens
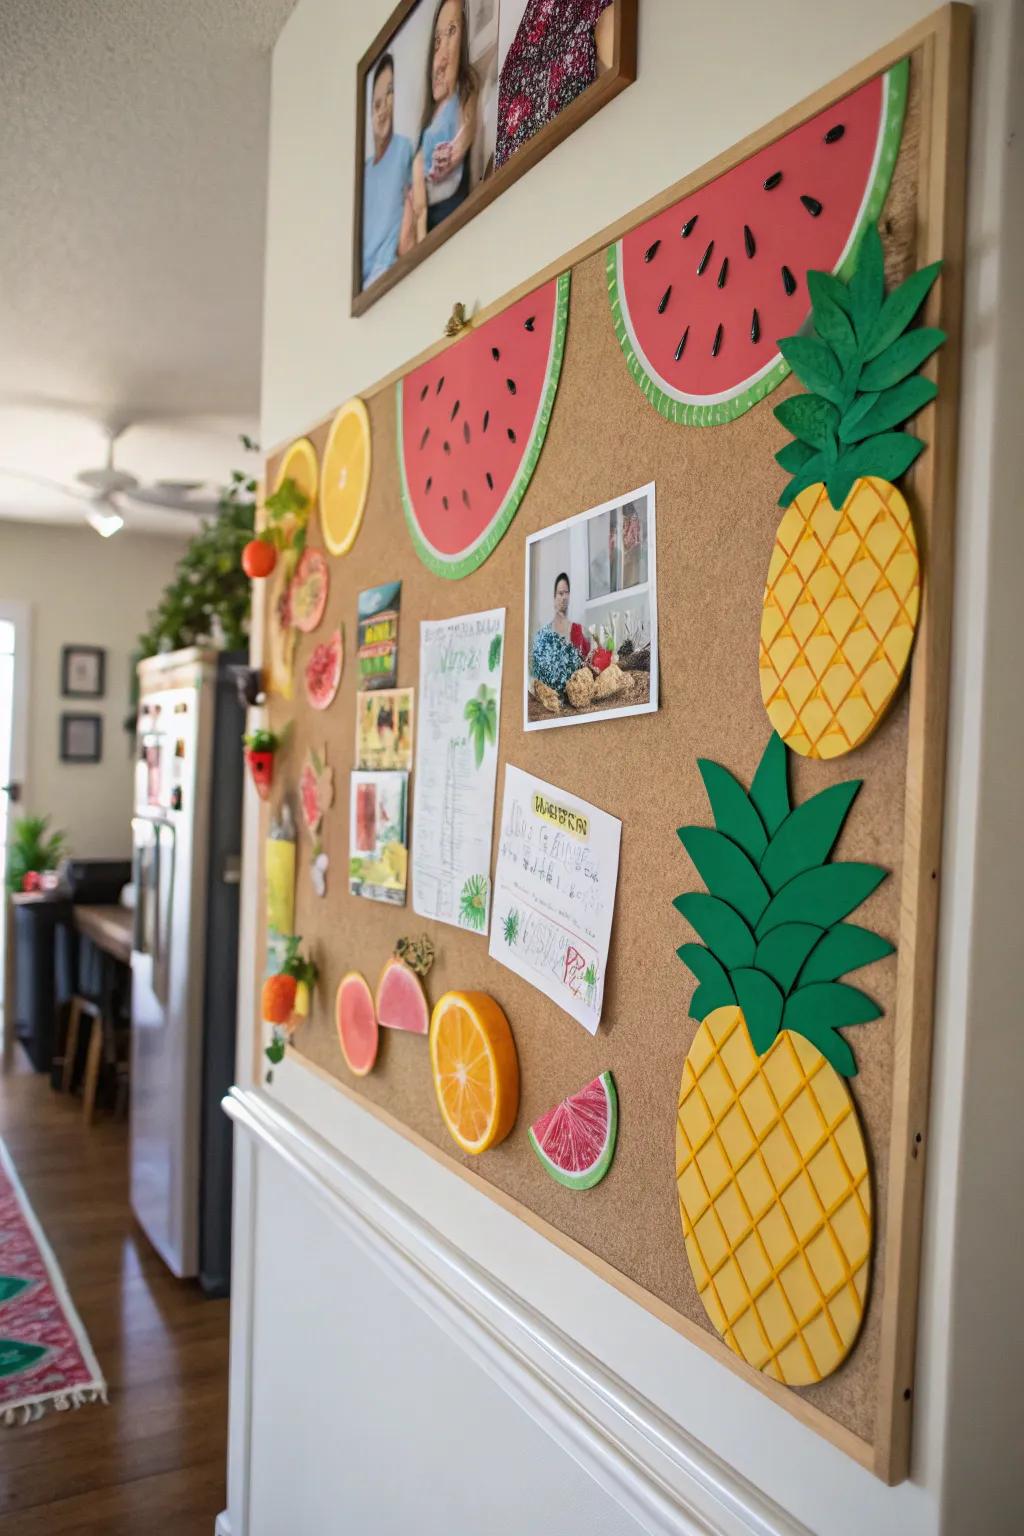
top-left (397, 271), bottom-right (571, 580)
top-left (605, 58), bottom-right (909, 427)
top-left (528, 1070), bottom-right (618, 1191)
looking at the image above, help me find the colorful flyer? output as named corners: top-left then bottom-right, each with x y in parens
top-left (413, 608), bottom-right (505, 935)
top-left (349, 770), bottom-right (408, 905)
top-left (355, 688), bottom-right (415, 772)
top-left (357, 581), bottom-right (401, 690)
top-left (489, 766), bottom-right (622, 1034)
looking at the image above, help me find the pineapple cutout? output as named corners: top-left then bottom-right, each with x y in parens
top-left (760, 225), bottom-right (946, 758)
top-left (674, 733), bottom-right (894, 1385)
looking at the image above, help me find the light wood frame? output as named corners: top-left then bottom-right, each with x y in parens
top-left (269, 4), bottom-right (970, 1482)
top-left (352, 0), bottom-right (638, 316)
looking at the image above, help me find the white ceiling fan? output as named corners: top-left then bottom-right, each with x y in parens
top-left (0, 423), bottom-right (224, 536)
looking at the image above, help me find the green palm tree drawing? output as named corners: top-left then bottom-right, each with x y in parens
top-left (503, 908), bottom-right (520, 945)
top-left (463, 685), bottom-right (497, 768)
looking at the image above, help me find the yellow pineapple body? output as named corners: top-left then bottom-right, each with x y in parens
top-left (759, 476), bottom-right (919, 760)
top-left (676, 1006), bottom-right (871, 1385)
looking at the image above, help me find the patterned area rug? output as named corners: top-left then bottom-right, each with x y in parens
top-left (0, 1137), bottom-right (106, 1424)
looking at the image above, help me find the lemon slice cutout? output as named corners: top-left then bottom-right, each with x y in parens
top-left (320, 397), bottom-right (371, 557)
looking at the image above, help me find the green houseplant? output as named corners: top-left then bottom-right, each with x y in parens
top-left (6, 815), bottom-right (68, 893)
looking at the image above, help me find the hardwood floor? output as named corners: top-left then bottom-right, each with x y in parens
top-left (0, 1052), bottom-right (229, 1534)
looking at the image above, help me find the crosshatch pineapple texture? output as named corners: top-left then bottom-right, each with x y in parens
top-left (263, 56), bottom-right (926, 1445)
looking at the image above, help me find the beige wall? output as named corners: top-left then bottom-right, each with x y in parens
top-left (0, 520), bottom-right (188, 858)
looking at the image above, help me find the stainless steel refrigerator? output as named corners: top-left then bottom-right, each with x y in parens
top-left (129, 647), bottom-right (243, 1293)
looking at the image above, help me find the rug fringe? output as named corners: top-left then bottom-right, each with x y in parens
top-left (3, 1384), bottom-right (108, 1427)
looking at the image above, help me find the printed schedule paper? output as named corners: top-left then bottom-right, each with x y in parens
top-left (489, 766), bottom-right (622, 1033)
top-left (413, 608), bottom-right (505, 934)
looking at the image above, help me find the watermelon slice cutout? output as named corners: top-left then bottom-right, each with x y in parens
top-left (529, 1071), bottom-right (618, 1190)
top-left (397, 273), bottom-right (570, 578)
top-left (606, 60), bottom-right (908, 425)
top-left (375, 956), bottom-right (429, 1035)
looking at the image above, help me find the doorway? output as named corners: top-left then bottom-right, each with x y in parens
top-left (0, 601), bottom-right (31, 1018)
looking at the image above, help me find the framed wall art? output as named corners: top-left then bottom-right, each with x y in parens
top-left (61, 644), bottom-right (106, 699)
top-left (352, 0), bottom-right (637, 314)
top-left (60, 713), bottom-right (103, 765)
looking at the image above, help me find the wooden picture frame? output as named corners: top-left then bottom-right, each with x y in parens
top-left (61, 645), bottom-right (106, 699)
top-left (352, 0), bottom-right (637, 316)
top-left (60, 713), bottom-right (103, 765)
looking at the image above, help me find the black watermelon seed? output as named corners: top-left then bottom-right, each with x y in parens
top-left (524, 316), bottom-right (535, 330)
top-left (712, 324), bottom-right (723, 357)
top-left (744, 224), bottom-right (756, 258)
top-left (491, 346), bottom-right (500, 362)
top-left (717, 258), bottom-right (728, 289)
top-left (658, 285), bottom-right (672, 314)
top-left (435, 375), bottom-right (445, 394)
top-left (824, 124), bottom-right (845, 143)
top-left (486, 471), bottom-right (494, 491)
top-left (763, 170), bottom-right (782, 190)
top-left (419, 428), bottom-right (430, 450)
top-left (425, 477), bottom-right (432, 493)
top-left (507, 428), bottom-right (517, 444)
top-left (450, 399), bottom-right (460, 421)
top-left (462, 489), bottom-right (470, 508)
top-left (751, 308), bottom-right (760, 343)
top-left (506, 377), bottom-right (517, 395)
top-left (697, 240), bottom-right (714, 275)
top-left (644, 239), bottom-right (661, 262)
top-left (442, 495), bottom-right (449, 510)
top-left (463, 421), bottom-right (470, 444)
top-left (681, 215), bottom-right (698, 238)
top-left (482, 410), bottom-right (490, 432)
top-left (801, 195), bottom-right (823, 217)
top-left (781, 265), bottom-right (797, 296)
top-left (419, 383), bottom-right (428, 402)
top-left (674, 326), bottom-right (690, 362)
top-left (443, 440), bottom-right (451, 455)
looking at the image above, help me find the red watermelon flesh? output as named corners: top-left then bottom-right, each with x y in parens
top-left (607, 61), bottom-right (907, 425)
top-left (529, 1071), bottom-right (618, 1190)
top-left (398, 274), bottom-right (569, 578)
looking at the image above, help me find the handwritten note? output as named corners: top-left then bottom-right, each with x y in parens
top-left (413, 609), bottom-right (505, 935)
top-left (489, 766), bottom-right (621, 1034)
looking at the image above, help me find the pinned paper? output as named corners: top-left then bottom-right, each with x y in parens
top-left (349, 771), bottom-right (408, 905)
top-left (356, 687), bottom-right (414, 772)
top-left (357, 582), bottom-right (401, 690)
top-left (299, 746), bottom-right (334, 897)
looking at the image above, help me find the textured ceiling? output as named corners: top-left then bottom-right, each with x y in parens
top-left (0, 0), bottom-right (298, 534)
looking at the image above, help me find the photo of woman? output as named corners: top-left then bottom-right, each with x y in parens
top-left (362, 52), bottom-right (414, 287)
top-left (495, 0), bottom-right (616, 169)
top-left (533, 571), bottom-right (593, 680)
top-left (400, 0), bottom-right (480, 250)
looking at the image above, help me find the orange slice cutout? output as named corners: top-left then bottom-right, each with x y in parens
top-left (429, 991), bottom-right (519, 1155)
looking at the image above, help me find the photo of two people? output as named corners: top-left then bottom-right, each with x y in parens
top-left (361, 0), bottom-right (618, 294)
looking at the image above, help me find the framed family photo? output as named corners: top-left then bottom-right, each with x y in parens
top-left (353, 0), bottom-right (637, 314)
top-left (61, 644), bottom-right (106, 699)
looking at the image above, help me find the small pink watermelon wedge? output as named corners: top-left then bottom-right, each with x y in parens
top-left (375, 956), bottom-right (429, 1036)
top-left (336, 971), bottom-right (378, 1076)
top-left (529, 1071), bottom-right (618, 1190)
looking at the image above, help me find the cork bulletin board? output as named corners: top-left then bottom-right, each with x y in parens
top-left (257, 7), bottom-right (969, 1483)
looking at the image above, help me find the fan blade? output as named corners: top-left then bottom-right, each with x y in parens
top-left (121, 484), bottom-right (221, 515)
top-left (0, 467), bottom-right (97, 504)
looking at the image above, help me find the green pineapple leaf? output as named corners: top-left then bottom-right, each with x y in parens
top-left (839, 375), bottom-right (937, 443)
top-left (759, 780), bottom-right (861, 893)
top-left (805, 267), bottom-right (855, 318)
top-left (788, 1017), bottom-right (857, 1078)
top-left (773, 394), bottom-right (840, 450)
top-left (799, 924), bottom-right (895, 984)
top-left (777, 453), bottom-right (830, 508)
top-left (777, 336), bottom-right (844, 404)
top-left (732, 969), bottom-right (783, 1055)
top-left (826, 433), bottom-right (925, 509)
top-left (848, 223), bottom-right (885, 340)
top-left (674, 893), bottom-right (754, 970)
top-left (696, 759), bottom-right (768, 863)
top-left (676, 944), bottom-right (734, 1021)
top-left (748, 733), bottom-right (789, 835)
top-left (775, 440), bottom-right (818, 474)
top-left (807, 271), bottom-right (857, 365)
top-left (859, 328), bottom-right (946, 393)
top-left (754, 923), bottom-right (824, 995)
top-left (862, 260), bottom-right (943, 361)
top-left (676, 827), bottom-right (769, 929)
top-left (784, 981), bottom-right (882, 1036)
top-left (756, 863), bottom-right (887, 939)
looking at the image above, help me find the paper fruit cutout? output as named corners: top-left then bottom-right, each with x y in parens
top-left (243, 729), bottom-right (278, 801)
top-left (336, 971), bottom-right (379, 1077)
top-left (242, 537), bottom-right (277, 578)
top-left (429, 991), bottom-right (519, 1154)
top-left (262, 935), bottom-right (318, 1030)
top-left (673, 733), bottom-right (893, 1385)
top-left (375, 956), bottom-right (429, 1035)
top-left (320, 397), bottom-right (371, 557)
top-left (397, 274), bottom-right (570, 578)
top-left (265, 441), bottom-right (317, 698)
top-left (290, 548), bottom-right (329, 633)
top-left (606, 62), bottom-right (907, 425)
top-left (529, 1071), bottom-right (618, 1190)
top-left (761, 226), bottom-right (944, 758)
top-left (304, 629), bottom-right (343, 711)
top-left (299, 746), bottom-right (334, 897)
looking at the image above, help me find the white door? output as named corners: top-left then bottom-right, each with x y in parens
top-left (0, 601), bottom-right (30, 1022)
